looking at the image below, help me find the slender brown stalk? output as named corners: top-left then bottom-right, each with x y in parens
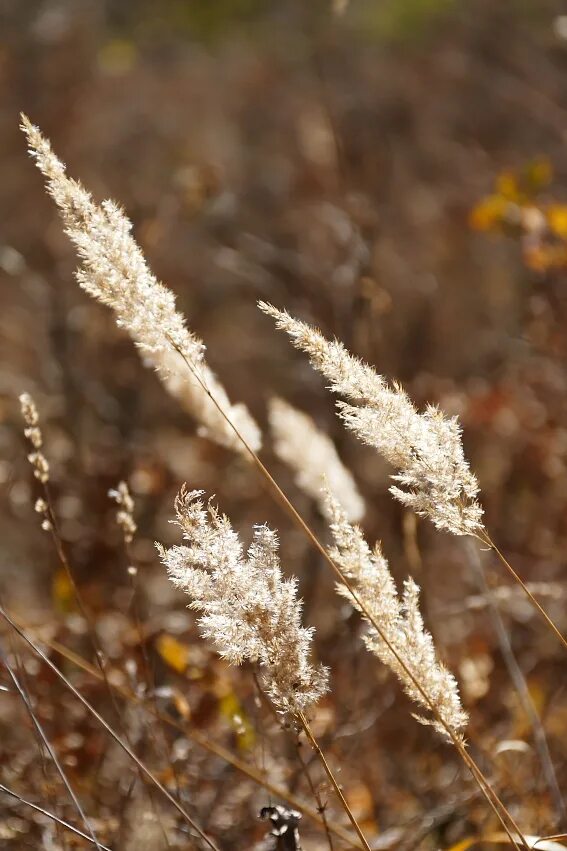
top-left (170, 340), bottom-right (529, 850)
top-left (9, 637), bottom-right (69, 851)
top-left (252, 671), bottom-right (336, 851)
top-left (21, 404), bottom-right (145, 749)
top-left (3, 607), bottom-right (363, 850)
top-left (20, 404), bottom-right (172, 834)
top-left (0, 645), bottom-right (103, 851)
top-left (0, 783), bottom-right (113, 851)
top-left (121, 521), bottom-right (184, 804)
top-left (122, 563), bottom-right (181, 847)
top-left (0, 607), bottom-right (221, 851)
top-left (19, 396), bottom-right (117, 699)
top-left (465, 539), bottom-right (565, 823)
top-left (293, 736), bottom-right (335, 851)
top-left (39, 481), bottom-right (174, 835)
top-left (479, 531), bottom-right (567, 653)
top-left (451, 739), bottom-right (525, 851)
top-left (297, 712), bottom-right (372, 851)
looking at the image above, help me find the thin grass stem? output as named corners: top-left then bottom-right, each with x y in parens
top-left (0, 607), bottom-right (221, 851)
top-left (7, 607), bottom-right (365, 850)
top-left (0, 783), bottom-right (113, 851)
top-left (0, 641), bottom-right (103, 850)
top-left (465, 538), bottom-right (565, 824)
top-left (298, 712), bottom-right (372, 851)
top-left (169, 338), bottom-right (529, 850)
top-left (479, 531), bottom-right (567, 653)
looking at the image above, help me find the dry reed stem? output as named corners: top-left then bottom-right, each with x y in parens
top-left (0, 608), bottom-right (221, 851)
top-left (169, 339), bottom-right (529, 851)
top-left (7, 637), bottom-right (70, 851)
top-left (0, 784), bottom-right (113, 851)
top-left (298, 712), bottom-right (372, 851)
top-left (19, 121), bottom-right (533, 846)
top-left (251, 671), bottom-right (336, 851)
top-left (160, 488), bottom-right (328, 717)
top-left (326, 492), bottom-right (468, 738)
top-left (260, 306), bottom-right (567, 659)
top-left (465, 539), bottom-right (565, 824)
top-left (1, 644), bottom-right (103, 850)
top-left (20, 399), bottom-right (176, 827)
top-left (3, 608), bottom-right (365, 850)
top-left (161, 490), bottom-right (373, 847)
top-left (293, 738), bottom-right (335, 851)
top-left (479, 531), bottom-right (567, 653)
top-left (21, 117), bottom-right (261, 457)
top-left (110, 484), bottom-right (185, 804)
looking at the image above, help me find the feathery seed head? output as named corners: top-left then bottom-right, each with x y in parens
top-left (324, 490), bottom-right (468, 739)
top-left (109, 481), bottom-right (137, 544)
top-left (21, 116), bottom-right (261, 455)
top-left (269, 396), bottom-right (365, 522)
top-left (158, 487), bottom-right (328, 716)
top-left (19, 392), bottom-right (49, 484)
top-left (260, 302), bottom-right (483, 536)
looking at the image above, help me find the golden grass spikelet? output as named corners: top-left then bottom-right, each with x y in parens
top-left (19, 392), bottom-right (50, 484)
top-left (260, 302), bottom-right (483, 536)
top-left (268, 396), bottom-right (365, 522)
top-left (324, 490), bottom-right (468, 739)
top-left (158, 487), bottom-right (328, 716)
top-left (108, 481), bottom-right (137, 544)
top-left (21, 115), bottom-right (261, 456)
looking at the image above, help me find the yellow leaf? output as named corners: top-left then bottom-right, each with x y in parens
top-left (98, 39), bottom-right (137, 76)
top-left (497, 171), bottom-right (521, 202)
top-left (52, 567), bottom-right (75, 613)
top-left (469, 195), bottom-right (508, 231)
top-left (445, 839), bottom-right (477, 851)
top-left (525, 243), bottom-right (567, 272)
top-left (525, 157), bottom-right (553, 190)
top-left (547, 205), bottom-right (567, 239)
top-left (171, 689), bottom-right (191, 720)
top-left (219, 691), bottom-right (256, 752)
top-left (156, 634), bottom-right (190, 674)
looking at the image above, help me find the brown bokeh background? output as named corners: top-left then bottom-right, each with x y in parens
top-left (1, 1), bottom-right (567, 848)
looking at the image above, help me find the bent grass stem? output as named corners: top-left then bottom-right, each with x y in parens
top-left (168, 338), bottom-right (530, 851)
top-left (0, 607), bottom-right (221, 851)
top-left (479, 531), bottom-right (567, 653)
top-left (4, 607), bottom-right (364, 851)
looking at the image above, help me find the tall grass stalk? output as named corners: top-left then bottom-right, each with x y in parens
top-left (261, 302), bottom-right (567, 655)
top-left (0, 783), bottom-right (113, 851)
top-left (0, 607), bottom-right (221, 851)
top-left (19, 394), bottom-right (177, 830)
top-left (465, 539), bottom-right (565, 823)
top-left (7, 609), bottom-right (363, 848)
top-left (159, 488), bottom-right (372, 851)
top-left (169, 334), bottom-right (528, 850)
top-left (20, 119), bottom-right (532, 848)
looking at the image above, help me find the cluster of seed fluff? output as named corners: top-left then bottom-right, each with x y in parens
top-left (158, 487), bottom-right (328, 716)
top-left (21, 116), bottom-right (261, 456)
top-left (108, 481), bottom-right (137, 544)
top-left (19, 393), bottom-right (50, 485)
top-left (324, 491), bottom-right (468, 739)
top-left (269, 397), bottom-right (365, 522)
top-left (260, 303), bottom-right (483, 536)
